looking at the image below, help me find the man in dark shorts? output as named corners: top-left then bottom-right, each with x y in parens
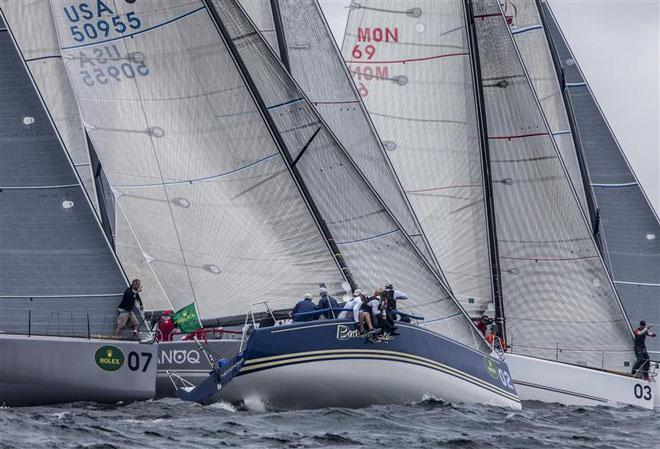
top-left (631, 320), bottom-right (656, 379)
top-left (114, 279), bottom-right (144, 337)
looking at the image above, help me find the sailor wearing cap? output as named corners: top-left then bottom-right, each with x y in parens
top-left (338, 289), bottom-right (364, 324)
top-left (290, 293), bottom-right (317, 322)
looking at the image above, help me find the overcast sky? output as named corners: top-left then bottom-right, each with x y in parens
top-left (318, 0), bottom-right (660, 215)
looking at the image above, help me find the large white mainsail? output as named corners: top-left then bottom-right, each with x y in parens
top-left (1, 0), bottom-right (171, 312)
top-left (469, 0), bottom-right (634, 369)
top-left (47, 0), bottom-right (346, 318)
top-left (342, 1), bottom-right (494, 316)
top-left (505, 0), bottom-right (590, 223)
top-left (47, 0), bottom-right (486, 349)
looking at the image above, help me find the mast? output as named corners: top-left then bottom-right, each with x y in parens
top-left (269, 0), bottom-right (290, 71)
top-left (86, 132), bottom-right (115, 250)
top-left (463, 0), bottom-right (506, 337)
top-left (534, 0), bottom-right (601, 239)
top-left (202, 0), bottom-right (357, 292)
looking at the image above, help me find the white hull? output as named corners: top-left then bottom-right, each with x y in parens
top-left (506, 353), bottom-right (655, 409)
top-left (219, 357), bottom-right (521, 410)
top-left (0, 334), bottom-right (157, 406)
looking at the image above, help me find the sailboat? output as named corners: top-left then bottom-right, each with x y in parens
top-left (46, 0), bottom-right (520, 409)
top-left (534, 1), bottom-right (660, 406)
top-left (0, 6), bottom-right (157, 407)
top-left (342, 0), bottom-right (656, 408)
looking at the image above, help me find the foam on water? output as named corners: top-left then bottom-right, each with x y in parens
top-left (0, 399), bottom-right (656, 449)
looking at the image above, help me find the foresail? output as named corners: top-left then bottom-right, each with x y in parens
top-left (540, 0), bottom-right (660, 359)
top-left (270, 0), bottom-right (441, 274)
top-left (0, 0), bottom-right (96, 211)
top-left (469, 0), bottom-right (634, 369)
top-left (207, 0), bottom-right (486, 349)
top-left (47, 0), bottom-right (346, 318)
top-left (505, 0), bottom-right (590, 224)
top-left (343, 1), bottom-right (494, 317)
top-left (0, 10), bottom-right (127, 336)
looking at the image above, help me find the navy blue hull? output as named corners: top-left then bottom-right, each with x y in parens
top-left (220, 320), bottom-right (520, 408)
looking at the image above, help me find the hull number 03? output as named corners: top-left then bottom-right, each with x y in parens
top-left (127, 351), bottom-right (152, 372)
top-left (634, 384), bottom-right (652, 400)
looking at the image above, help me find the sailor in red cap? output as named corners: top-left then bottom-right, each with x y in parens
top-left (157, 310), bottom-right (175, 342)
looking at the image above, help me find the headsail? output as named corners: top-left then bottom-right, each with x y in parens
top-left (505, 0), bottom-right (590, 221)
top-left (1, 0), bottom-right (171, 312)
top-left (468, 0), bottom-right (635, 369)
top-left (343, 1), bottom-right (494, 316)
top-left (262, 0), bottom-right (442, 274)
top-left (0, 10), bottom-right (127, 336)
top-left (0, 1), bottom-right (96, 210)
top-left (539, 0), bottom-right (660, 359)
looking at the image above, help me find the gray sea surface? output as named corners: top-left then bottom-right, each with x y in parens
top-left (0, 398), bottom-right (657, 449)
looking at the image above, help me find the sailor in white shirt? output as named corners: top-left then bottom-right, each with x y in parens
top-left (338, 289), bottom-right (364, 323)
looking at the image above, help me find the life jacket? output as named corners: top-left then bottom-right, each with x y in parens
top-left (486, 334), bottom-right (507, 352)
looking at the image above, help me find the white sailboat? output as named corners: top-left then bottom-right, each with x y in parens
top-left (46, 0), bottom-right (520, 409)
top-left (342, 0), bottom-right (655, 408)
top-left (0, 5), bottom-right (157, 407)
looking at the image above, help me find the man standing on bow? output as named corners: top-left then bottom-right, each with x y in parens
top-left (114, 279), bottom-right (144, 338)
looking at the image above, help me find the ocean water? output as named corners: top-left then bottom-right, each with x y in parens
top-left (0, 398), bottom-right (656, 449)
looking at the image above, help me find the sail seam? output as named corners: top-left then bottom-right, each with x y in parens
top-left (0, 183), bottom-right (79, 190)
top-left (613, 280), bottom-right (660, 287)
top-left (511, 24), bottom-right (542, 35)
top-left (114, 153), bottom-right (279, 189)
top-left (335, 229), bottom-right (399, 246)
top-left (590, 182), bottom-right (638, 188)
top-left (60, 6), bottom-right (206, 50)
top-left (488, 131), bottom-right (549, 140)
top-left (345, 52), bottom-right (468, 65)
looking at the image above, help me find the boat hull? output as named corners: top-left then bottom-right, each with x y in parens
top-left (156, 339), bottom-right (241, 397)
top-left (0, 334), bottom-right (157, 406)
top-left (218, 320), bottom-right (520, 409)
top-left (505, 353), bottom-right (655, 409)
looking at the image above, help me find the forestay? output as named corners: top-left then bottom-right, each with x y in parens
top-left (470, 0), bottom-right (635, 370)
top-left (540, 0), bottom-right (660, 359)
top-left (343, 1), bottom-right (494, 317)
top-left (267, 0), bottom-right (441, 274)
top-left (0, 11), bottom-right (127, 336)
top-left (48, 0), bottom-right (346, 318)
top-left (208, 0), bottom-right (486, 348)
top-left (1, 1), bottom-right (171, 312)
top-left (505, 0), bottom-right (589, 221)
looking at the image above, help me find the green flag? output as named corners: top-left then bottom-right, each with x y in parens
top-left (173, 302), bottom-right (202, 333)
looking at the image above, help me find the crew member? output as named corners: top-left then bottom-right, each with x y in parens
top-left (475, 314), bottom-right (493, 336)
top-left (632, 320), bottom-right (656, 379)
top-left (384, 283), bottom-right (408, 322)
top-left (114, 279), bottom-right (144, 337)
top-left (157, 310), bottom-right (175, 342)
top-left (317, 287), bottom-right (339, 319)
top-left (290, 293), bottom-right (317, 322)
top-left (338, 289), bottom-right (363, 324)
